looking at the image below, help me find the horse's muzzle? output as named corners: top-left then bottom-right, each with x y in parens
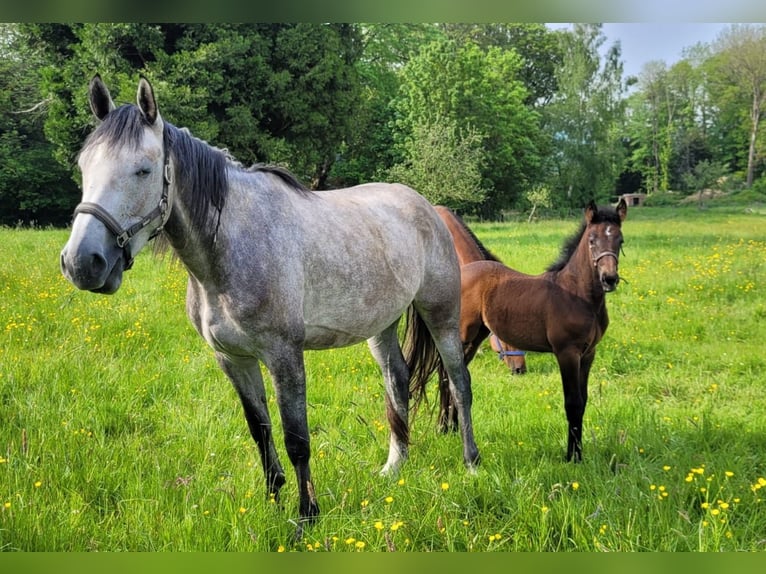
top-left (60, 245), bottom-right (125, 294)
top-left (600, 272), bottom-right (620, 292)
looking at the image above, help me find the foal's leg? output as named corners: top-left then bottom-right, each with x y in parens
top-left (555, 348), bottom-right (587, 462)
top-left (368, 320), bottom-right (410, 476)
top-left (215, 353), bottom-right (287, 499)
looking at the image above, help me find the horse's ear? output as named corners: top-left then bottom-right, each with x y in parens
top-left (137, 76), bottom-right (159, 125)
top-left (89, 74), bottom-right (116, 121)
top-left (584, 200), bottom-right (598, 223)
top-left (616, 197), bottom-right (628, 222)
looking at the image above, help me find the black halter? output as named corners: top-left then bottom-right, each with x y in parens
top-left (73, 137), bottom-right (172, 270)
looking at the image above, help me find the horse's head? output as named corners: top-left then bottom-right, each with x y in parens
top-left (60, 75), bottom-right (171, 294)
top-left (585, 198), bottom-right (627, 293)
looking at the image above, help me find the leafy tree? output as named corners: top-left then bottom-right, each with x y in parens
top-left (329, 23), bottom-right (441, 187)
top-left (391, 37), bottom-right (542, 216)
top-left (707, 24), bottom-right (766, 187)
top-left (545, 24), bottom-right (627, 207)
top-left (17, 23), bottom-right (363, 191)
top-left (438, 23), bottom-right (562, 107)
top-left (387, 115), bottom-right (486, 210)
top-left (0, 24), bottom-right (78, 226)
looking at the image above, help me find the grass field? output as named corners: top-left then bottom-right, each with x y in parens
top-left (1, 204), bottom-right (765, 551)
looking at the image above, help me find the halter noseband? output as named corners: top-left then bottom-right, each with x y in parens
top-left (73, 136), bottom-right (172, 271)
top-left (592, 250), bottom-right (620, 265)
top-left (492, 334), bottom-right (526, 360)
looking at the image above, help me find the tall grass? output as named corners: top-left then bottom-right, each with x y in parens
top-left (1, 206), bottom-right (765, 551)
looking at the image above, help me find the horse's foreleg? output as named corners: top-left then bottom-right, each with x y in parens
top-left (368, 322), bottom-right (410, 476)
top-left (265, 348), bottom-right (319, 524)
top-left (556, 350), bottom-right (586, 462)
top-left (216, 353), bottom-right (287, 499)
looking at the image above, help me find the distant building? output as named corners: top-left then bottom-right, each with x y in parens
top-left (620, 193), bottom-right (647, 206)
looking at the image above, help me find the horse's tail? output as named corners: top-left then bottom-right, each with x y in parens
top-left (402, 304), bottom-right (442, 413)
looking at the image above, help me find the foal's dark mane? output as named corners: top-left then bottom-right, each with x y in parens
top-left (450, 210), bottom-right (501, 262)
top-left (546, 204), bottom-right (624, 273)
top-left (81, 104), bottom-right (311, 237)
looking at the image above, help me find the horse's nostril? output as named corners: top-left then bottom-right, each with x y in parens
top-left (89, 252), bottom-right (108, 275)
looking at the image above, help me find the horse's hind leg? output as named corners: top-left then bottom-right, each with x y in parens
top-left (368, 320), bottom-right (410, 476)
top-left (438, 324), bottom-right (489, 434)
top-left (215, 353), bottom-right (287, 499)
top-left (418, 303), bottom-right (481, 470)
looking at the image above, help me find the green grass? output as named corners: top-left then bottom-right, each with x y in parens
top-left (1, 205), bottom-right (765, 551)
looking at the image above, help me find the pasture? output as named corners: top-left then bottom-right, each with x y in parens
top-left (1, 205), bottom-right (765, 551)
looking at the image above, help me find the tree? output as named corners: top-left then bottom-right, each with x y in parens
top-left (708, 24), bottom-right (766, 187)
top-left (17, 23), bottom-right (363, 192)
top-left (0, 24), bottom-right (79, 225)
top-left (387, 115), bottom-right (486, 210)
top-left (391, 38), bottom-right (542, 216)
top-left (329, 23), bottom-right (440, 187)
top-left (545, 24), bottom-right (627, 207)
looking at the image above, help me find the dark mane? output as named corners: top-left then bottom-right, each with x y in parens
top-left (81, 105), bottom-right (233, 235)
top-left (248, 163), bottom-right (312, 193)
top-left (546, 204), bottom-right (624, 273)
top-left (81, 105), bottom-right (312, 243)
top-left (450, 210), bottom-right (501, 262)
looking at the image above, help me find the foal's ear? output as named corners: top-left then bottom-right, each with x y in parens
top-left (616, 197), bottom-right (628, 222)
top-left (584, 200), bottom-right (599, 223)
top-left (89, 74), bottom-right (116, 121)
top-left (137, 76), bottom-right (159, 125)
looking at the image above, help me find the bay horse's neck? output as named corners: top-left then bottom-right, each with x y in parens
top-left (555, 235), bottom-right (607, 307)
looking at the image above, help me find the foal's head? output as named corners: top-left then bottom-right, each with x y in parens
top-left (584, 198), bottom-right (627, 292)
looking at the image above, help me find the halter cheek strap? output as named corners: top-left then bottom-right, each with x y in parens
top-left (73, 138), bottom-right (172, 271)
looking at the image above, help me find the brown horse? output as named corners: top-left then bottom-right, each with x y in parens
top-left (433, 206), bottom-right (527, 376)
top-left (432, 199), bottom-right (627, 461)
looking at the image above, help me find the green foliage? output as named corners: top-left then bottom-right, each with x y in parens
top-left (386, 115), bottom-right (486, 210)
top-left (391, 37), bottom-right (542, 215)
top-left (545, 24), bottom-right (627, 207)
top-left (16, 23), bottom-right (363, 191)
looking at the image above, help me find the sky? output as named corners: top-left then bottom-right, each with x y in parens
top-left (599, 23), bottom-right (730, 79)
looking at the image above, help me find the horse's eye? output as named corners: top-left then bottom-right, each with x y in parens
top-left (136, 168), bottom-right (151, 177)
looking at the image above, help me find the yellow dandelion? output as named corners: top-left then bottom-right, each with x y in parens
top-left (385, 496), bottom-right (393, 504)
top-left (374, 521), bottom-right (384, 531)
top-left (3, 502), bottom-right (10, 509)
top-left (34, 480), bottom-right (42, 488)
top-left (663, 465), bottom-right (671, 471)
top-left (238, 507), bottom-right (247, 514)
top-left (711, 509), bottom-right (720, 516)
top-left (397, 478), bottom-right (405, 486)
top-left (277, 545), bottom-right (285, 553)
top-left (441, 482), bottom-right (449, 491)
top-left (355, 541), bottom-right (366, 550)
top-left (360, 499), bottom-right (369, 508)
top-left (390, 520), bottom-right (404, 531)
top-left (725, 471), bottom-right (734, 478)
top-left (345, 537), bottom-right (356, 545)
top-left (541, 506), bottom-right (549, 514)
top-left (571, 482), bottom-right (580, 490)
top-left (718, 502), bottom-right (729, 510)
top-left (701, 502), bottom-right (710, 509)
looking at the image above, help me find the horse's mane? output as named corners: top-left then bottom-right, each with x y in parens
top-left (546, 204), bottom-right (624, 273)
top-left (448, 209), bottom-right (501, 262)
top-left (81, 105), bottom-right (312, 241)
top-left (248, 163), bottom-right (312, 194)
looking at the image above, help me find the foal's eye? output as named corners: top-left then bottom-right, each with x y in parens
top-left (136, 167), bottom-right (151, 177)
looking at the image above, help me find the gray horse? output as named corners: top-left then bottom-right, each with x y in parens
top-left (60, 75), bottom-right (480, 526)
